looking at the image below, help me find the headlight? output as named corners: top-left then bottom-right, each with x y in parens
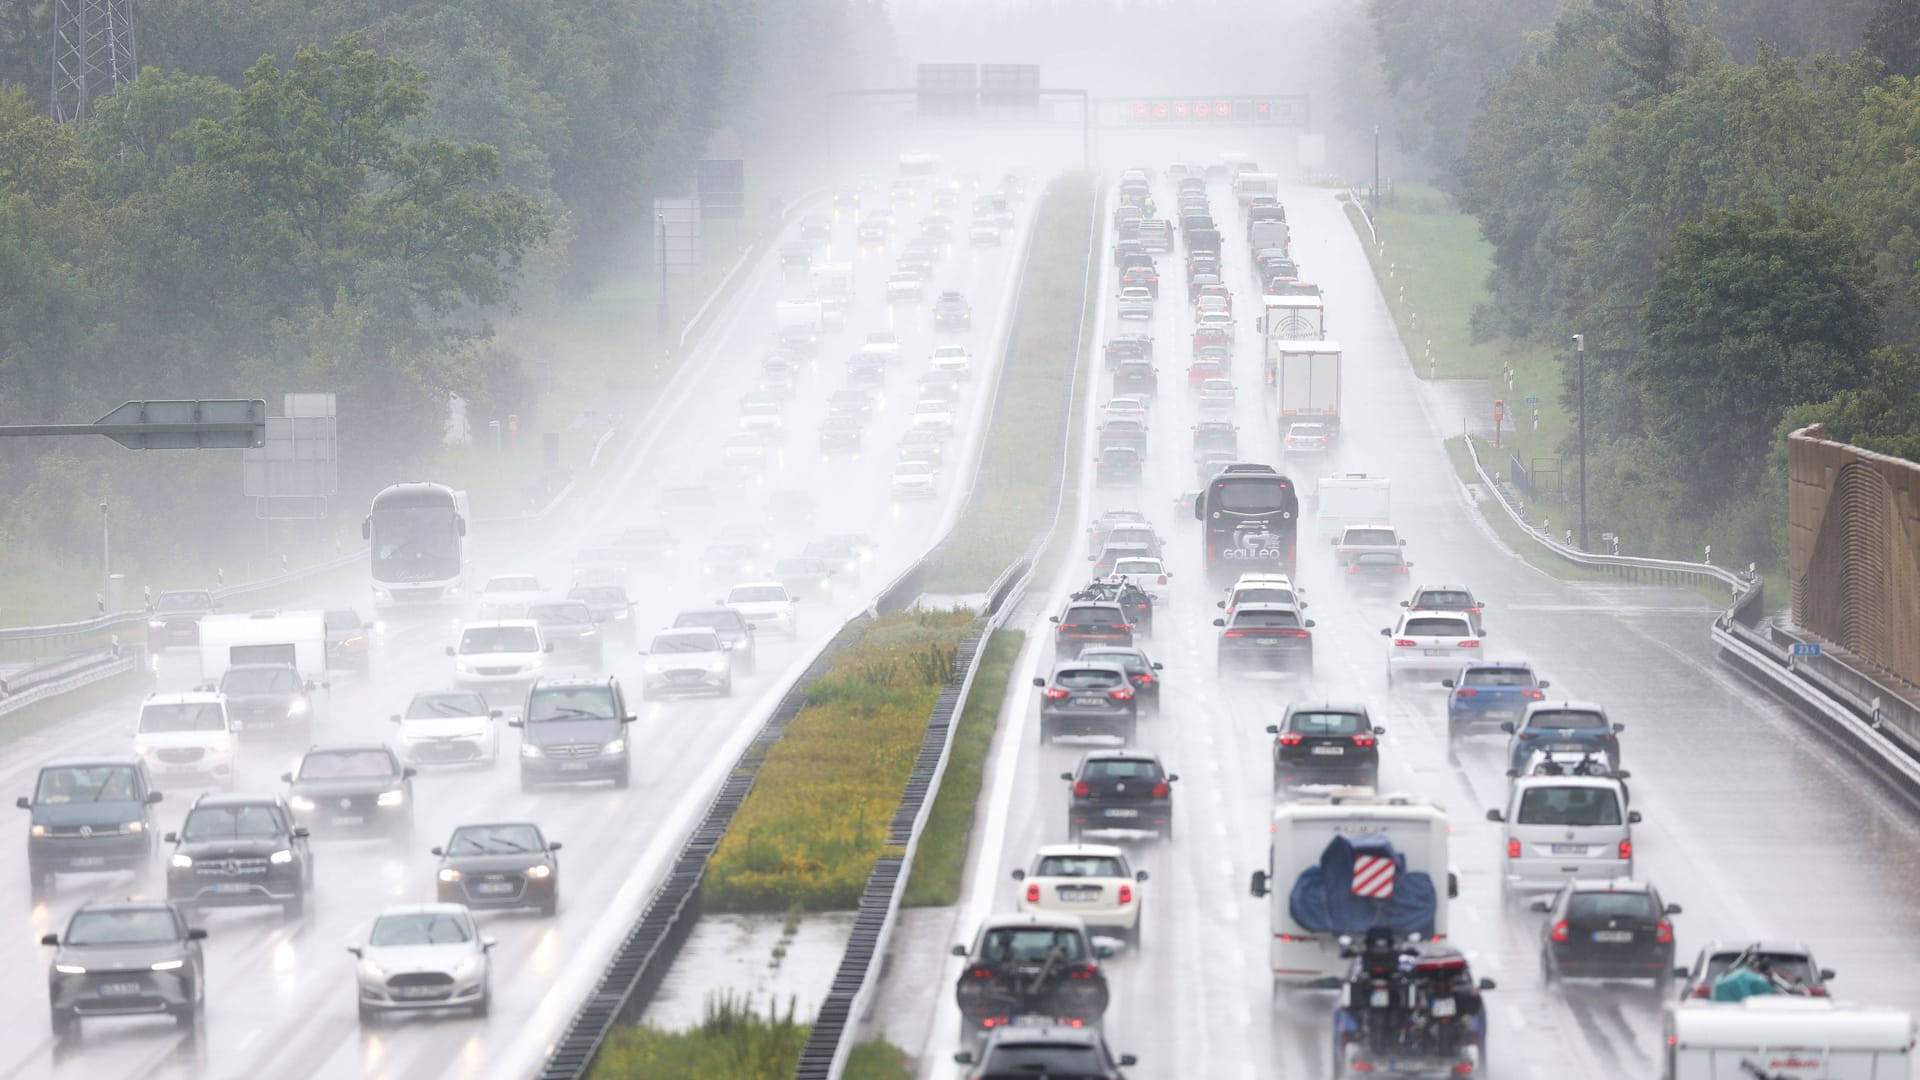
top-left (373, 586), bottom-right (391, 600)
top-left (520, 743), bottom-right (543, 758)
top-left (445, 584), bottom-right (461, 596)
top-left (149, 619), bottom-right (166, 629)
top-left (455, 658), bottom-right (476, 675)
top-left (54, 964), bottom-right (87, 975)
top-left (171, 853), bottom-right (193, 869)
top-left (133, 739), bottom-right (153, 756)
top-left (127, 820), bottom-right (144, 834)
top-left (376, 789), bottom-right (407, 807)
top-left (452, 955), bottom-right (483, 979)
top-left (210, 735), bottom-right (233, 753)
top-left (31, 824), bottom-right (47, 838)
top-left (613, 610), bottom-right (630, 620)
top-left (643, 659), bottom-right (664, 675)
top-left (580, 630), bottom-right (598, 639)
top-left (529, 656), bottom-right (545, 671)
top-left (287, 699), bottom-right (310, 718)
top-left (526, 864), bottom-right (552, 879)
top-left (269, 849), bottom-right (294, 865)
top-left (438, 867), bottom-right (462, 883)
top-left (289, 795), bottom-right (316, 811)
top-left (359, 960), bottom-right (385, 980)
top-left (151, 959), bottom-right (185, 971)
top-left (707, 659), bottom-right (728, 673)
top-left (603, 738), bottom-right (626, 755)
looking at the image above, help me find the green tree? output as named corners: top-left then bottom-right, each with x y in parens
top-left (1778, 346), bottom-right (1920, 460)
top-left (1637, 198), bottom-right (1884, 502)
top-left (1865, 0), bottom-right (1920, 77)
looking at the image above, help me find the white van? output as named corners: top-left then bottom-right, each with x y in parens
top-left (1247, 791), bottom-right (1453, 990)
top-left (1315, 474), bottom-right (1392, 540)
top-left (1489, 774), bottom-right (1638, 901)
top-left (196, 610), bottom-right (327, 684)
top-left (1664, 997), bottom-right (1915, 1079)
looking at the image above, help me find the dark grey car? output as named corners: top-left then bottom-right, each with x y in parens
top-left (433, 821), bottom-right (562, 916)
top-left (1033, 662), bottom-right (1138, 745)
top-left (1213, 603), bottom-right (1315, 676)
top-left (774, 557), bottom-right (836, 603)
top-left (672, 607), bottom-right (759, 675)
top-left (567, 584), bottom-right (637, 643)
top-left (20, 756), bottom-right (161, 902)
top-left (512, 676), bottom-right (635, 791)
top-left (283, 746), bottom-right (415, 842)
top-left (164, 793), bottom-right (313, 918)
top-left (218, 662), bottom-right (324, 741)
top-left (43, 900), bottom-right (205, 1035)
top-left (528, 600), bottom-right (605, 667)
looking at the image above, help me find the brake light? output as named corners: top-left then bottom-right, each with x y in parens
top-left (1507, 838), bottom-right (1521, 858)
top-left (1044, 688), bottom-right (1070, 701)
top-left (1453, 688), bottom-right (1479, 697)
top-left (1277, 732), bottom-right (1304, 746)
top-left (968, 965), bottom-right (995, 979)
top-left (1150, 781), bottom-right (1170, 797)
top-left (1068, 963), bottom-right (1101, 980)
top-left (1118, 884), bottom-right (1134, 905)
top-left (1072, 781), bottom-right (1090, 797)
top-left (1025, 883), bottom-right (1040, 903)
top-left (1521, 689), bottom-right (1545, 700)
top-left (1108, 688), bottom-right (1134, 701)
top-left (1809, 986), bottom-right (1829, 997)
top-left (1351, 1062), bottom-right (1375, 1074)
top-left (1158, 574), bottom-right (1168, 585)
top-left (1395, 566), bottom-right (1409, 573)
top-left (1223, 629), bottom-right (1248, 637)
top-left (1516, 731), bottom-right (1537, 741)
top-left (1347, 565), bottom-right (1360, 574)
top-left (1550, 920), bottom-right (1569, 943)
top-left (1689, 985), bottom-right (1711, 999)
top-left (1458, 639), bottom-right (1480, 648)
top-left (1351, 733), bottom-right (1377, 749)
top-left (1467, 607), bottom-right (1481, 614)
top-left (1655, 921), bottom-right (1673, 944)
top-left (1281, 629), bottom-right (1309, 638)
top-left (1451, 1064), bottom-right (1475, 1076)
top-left (1618, 839), bottom-right (1633, 860)
top-left (1393, 638), bottom-right (1416, 647)
top-left (1059, 623), bottom-right (1079, 630)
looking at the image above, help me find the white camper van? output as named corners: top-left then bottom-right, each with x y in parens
top-left (1248, 790), bottom-right (1455, 990)
top-left (1315, 474), bottom-right (1393, 541)
top-left (196, 610), bottom-right (327, 684)
top-left (1663, 997), bottom-right (1915, 1080)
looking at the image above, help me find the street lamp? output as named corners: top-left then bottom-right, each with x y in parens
top-left (1372, 125), bottom-right (1381, 219)
top-left (100, 501), bottom-right (109, 583)
top-left (656, 212), bottom-right (670, 334)
top-left (1571, 334), bottom-right (1588, 551)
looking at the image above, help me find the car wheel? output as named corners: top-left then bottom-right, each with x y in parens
top-left (1038, 723), bottom-right (1051, 746)
top-left (358, 1000), bottom-right (379, 1027)
top-left (1162, 817), bottom-right (1173, 841)
top-left (1540, 950), bottom-right (1558, 986)
top-left (1068, 824), bottom-right (1082, 843)
top-left (540, 892), bottom-right (558, 918)
top-left (519, 772), bottom-right (536, 794)
top-left (172, 1000), bottom-right (198, 1029)
top-left (1129, 918), bottom-right (1143, 948)
top-left (472, 987), bottom-right (491, 1019)
top-left (30, 865), bottom-right (53, 903)
top-left (613, 765), bottom-right (631, 790)
top-left (720, 677), bottom-right (734, 697)
top-left (1124, 721), bottom-right (1138, 744)
top-left (282, 889), bottom-right (305, 921)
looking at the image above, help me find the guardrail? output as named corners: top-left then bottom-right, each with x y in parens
top-left (1461, 433), bottom-right (1920, 796)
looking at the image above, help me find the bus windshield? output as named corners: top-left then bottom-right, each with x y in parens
top-left (370, 491), bottom-right (462, 583)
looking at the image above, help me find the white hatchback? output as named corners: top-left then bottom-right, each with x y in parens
top-left (722, 581), bottom-right (798, 639)
top-left (475, 573), bottom-right (544, 620)
top-left (350, 903), bottom-right (493, 1023)
top-left (133, 692), bottom-right (235, 787)
top-left (911, 399), bottom-right (955, 437)
top-left (929, 345), bottom-right (973, 379)
top-left (392, 689), bottom-right (499, 766)
top-left (1381, 611), bottom-right (1480, 688)
top-left (1012, 843), bottom-right (1148, 945)
top-left (447, 620), bottom-right (551, 709)
top-left (891, 460), bottom-right (938, 500)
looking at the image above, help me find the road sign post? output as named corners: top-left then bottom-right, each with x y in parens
top-left (0, 399), bottom-right (267, 448)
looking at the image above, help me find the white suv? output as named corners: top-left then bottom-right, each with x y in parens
top-left (447, 620), bottom-right (551, 709)
top-left (722, 582), bottom-right (798, 639)
top-left (133, 692), bottom-right (235, 788)
top-left (1381, 611), bottom-right (1480, 688)
top-left (1488, 774), bottom-right (1639, 902)
top-left (929, 345), bottom-right (973, 380)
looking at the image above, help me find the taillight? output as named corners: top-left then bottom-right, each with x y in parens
top-left (1453, 688), bottom-right (1479, 697)
top-left (1150, 781), bottom-right (1169, 797)
top-left (1223, 629), bottom-right (1248, 637)
top-left (1689, 985), bottom-right (1711, 999)
top-left (1282, 629), bottom-right (1309, 638)
top-left (1458, 639), bottom-right (1480, 648)
top-left (1134, 673), bottom-right (1154, 686)
top-left (1618, 839), bottom-right (1633, 860)
top-left (1351, 733), bottom-right (1377, 748)
top-left (1516, 731), bottom-right (1537, 740)
top-left (1277, 732), bottom-right (1304, 746)
top-left (1158, 574), bottom-right (1168, 584)
top-left (1025, 883), bottom-right (1040, 903)
top-left (1118, 884), bottom-right (1134, 904)
top-left (1059, 623), bottom-right (1080, 630)
top-left (1655, 921), bottom-right (1672, 944)
top-left (1521, 689), bottom-right (1545, 699)
top-left (1393, 638), bottom-right (1416, 647)
top-left (968, 965), bottom-right (995, 979)
top-left (1550, 920), bottom-right (1569, 943)
top-left (1044, 688), bottom-right (1070, 701)
top-left (1395, 566), bottom-right (1409, 573)
top-left (1346, 565), bottom-right (1360, 574)
top-left (1467, 607), bottom-right (1481, 614)
top-left (1507, 838), bottom-right (1521, 859)
top-left (1809, 986), bottom-right (1830, 997)
top-left (1108, 687), bottom-right (1133, 701)
top-left (1068, 963), bottom-right (1100, 980)
top-left (1451, 1064), bottom-right (1475, 1076)
top-left (1072, 781), bottom-right (1090, 797)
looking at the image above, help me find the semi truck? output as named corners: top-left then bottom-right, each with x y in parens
top-left (1271, 340), bottom-right (1343, 439)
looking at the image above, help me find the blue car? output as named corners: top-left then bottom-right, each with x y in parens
top-left (1501, 700), bottom-right (1623, 775)
top-left (1442, 662), bottom-right (1548, 741)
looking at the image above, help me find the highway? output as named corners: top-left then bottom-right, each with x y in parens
top-left (0, 131), bottom-right (1076, 1080)
top-left (925, 148), bottom-right (1920, 1079)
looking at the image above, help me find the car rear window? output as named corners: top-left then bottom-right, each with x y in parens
top-left (1418, 591), bottom-right (1474, 608)
top-left (675, 611), bottom-right (743, 632)
top-left (1290, 712), bottom-right (1364, 736)
top-left (1404, 617), bottom-right (1471, 637)
top-left (1515, 786), bottom-right (1622, 827)
top-left (1077, 651), bottom-right (1140, 670)
top-left (1703, 952), bottom-right (1819, 984)
top-left (1035, 855), bottom-right (1127, 878)
top-left (978, 928), bottom-right (1086, 964)
top-left (1234, 610), bottom-right (1302, 629)
top-left (1085, 758), bottom-right (1160, 780)
top-left (1112, 560), bottom-right (1159, 576)
top-left (1464, 668), bottom-right (1536, 687)
top-left (1529, 710), bottom-right (1607, 730)
top-left (1232, 587), bottom-right (1295, 607)
top-left (1065, 606), bottom-right (1124, 626)
top-left (1354, 553), bottom-right (1405, 567)
top-left (1568, 892), bottom-right (1657, 919)
top-left (978, 1047), bottom-right (1103, 1077)
top-left (651, 632), bottom-right (720, 653)
top-left (1053, 668), bottom-right (1123, 689)
top-left (1344, 529), bottom-right (1397, 546)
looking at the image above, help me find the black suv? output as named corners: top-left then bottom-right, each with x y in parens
top-left (1214, 604), bottom-right (1315, 676)
top-left (1266, 702), bottom-right (1384, 791)
top-left (1532, 879), bottom-right (1681, 990)
top-left (165, 793), bottom-right (313, 918)
top-left (672, 607), bottom-right (758, 675)
top-left (20, 756), bottom-right (161, 901)
top-left (283, 746), bottom-right (415, 842)
top-left (43, 900), bottom-right (206, 1036)
top-left (513, 676), bottom-right (636, 791)
top-left (955, 1026), bottom-right (1136, 1079)
top-left (1050, 602), bottom-right (1134, 660)
top-left (1063, 750), bottom-right (1177, 841)
top-left (218, 662), bottom-right (325, 741)
top-left (147, 589), bottom-right (217, 650)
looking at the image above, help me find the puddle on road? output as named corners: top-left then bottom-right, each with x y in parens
top-left (642, 912), bottom-right (856, 1030)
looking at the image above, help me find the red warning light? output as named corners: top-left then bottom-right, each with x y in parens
top-left (1173, 102), bottom-right (1189, 119)
top-left (1195, 101), bottom-right (1212, 119)
top-left (1153, 101), bottom-right (1169, 120)
top-left (1132, 101), bottom-right (1149, 121)
top-left (1256, 101), bottom-right (1273, 121)
top-left (1216, 100), bottom-right (1232, 118)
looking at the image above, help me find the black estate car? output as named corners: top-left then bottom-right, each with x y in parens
top-left (283, 746), bottom-right (414, 842)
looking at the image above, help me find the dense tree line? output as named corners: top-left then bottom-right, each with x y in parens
top-left (0, 0), bottom-right (879, 594)
top-left (1364, 0), bottom-right (1920, 564)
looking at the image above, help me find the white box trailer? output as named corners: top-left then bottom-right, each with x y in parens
top-left (1664, 998), bottom-right (1914, 1080)
top-left (1273, 341), bottom-right (1342, 438)
top-left (1248, 791), bottom-right (1453, 990)
top-left (1314, 473), bottom-right (1392, 540)
top-left (1262, 295), bottom-right (1325, 342)
top-left (197, 611), bottom-right (327, 683)
top-left (1233, 171), bottom-right (1277, 206)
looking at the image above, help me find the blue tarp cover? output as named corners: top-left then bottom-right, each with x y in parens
top-left (1288, 833), bottom-right (1438, 937)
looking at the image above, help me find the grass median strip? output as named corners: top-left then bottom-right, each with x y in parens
top-left (589, 995), bottom-right (911, 1080)
top-left (704, 609), bottom-right (975, 913)
top-left (922, 173), bottom-right (1099, 593)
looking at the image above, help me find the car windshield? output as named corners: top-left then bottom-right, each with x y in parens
top-left (1234, 610), bottom-right (1302, 629)
top-left (153, 592), bottom-right (212, 613)
top-left (446, 823), bottom-right (544, 855)
top-left (775, 559), bottom-right (823, 575)
top-left (651, 633), bottom-right (720, 654)
top-left (978, 1047), bottom-right (1105, 1078)
top-left (1418, 591), bottom-right (1475, 608)
top-left (529, 603), bottom-right (593, 626)
top-left (1568, 892), bottom-right (1657, 919)
top-left (1290, 712), bottom-right (1364, 736)
top-left (979, 928), bottom-right (1087, 964)
top-left (406, 692), bottom-right (488, 718)
top-left (1465, 668), bottom-right (1536, 687)
top-left (486, 577), bottom-right (539, 593)
top-left (34, 765), bottom-right (139, 804)
top-left (528, 688), bottom-right (618, 723)
top-left (1233, 587), bottom-right (1295, 606)
top-left (1516, 786), bottom-right (1623, 827)
top-left (139, 702), bottom-right (227, 733)
top-left (1404, 618), bottom-right (1471, 637)
top-left (1035, 855), bottom-right (1128, 879)
top-left (1344, 529), bottom-right (1398, 546)
top-left (64, 909), bottom-right (179, 946)
top-left (221, 666), bottom-right (300, 694)
top-left (460, 626), bottom-right (539, 653)
top-left (182, 803), bottom-right (283, 841)
top-left (676, 611), bottom-right (742, 632)
top-left (804, 544), bottom-right (853, 560)
top-left (1528, 710), bottom-right (1608, 731)
top-left (369, 912), bottom-right (472, 947)
top-left (298, 750), bottom-right (395, 781)
top-left (729, 586), bottom-right (788, 604)
top-left (570, 587), bottom-right (626, 605)
top-left (1085, 758), bottom-right (1159, 780)
top-left (1064, 607), bottom-right (1124, 626)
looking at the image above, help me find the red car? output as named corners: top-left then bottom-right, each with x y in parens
top-left (1187, 359), bottom-right (1226, 388)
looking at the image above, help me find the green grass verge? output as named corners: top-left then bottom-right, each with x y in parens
top-left (921, 174), bottom-right (1100, 593)
top-left (588, 994), bottom-right (912, 1080)
top-left (704, 609), bottom-right (977, 913)
top-left (900, 628), bottom-right (1024, 907)
top-left (1442, 437), bottom-right (1610, 584)
top-left (0, 667), bottom-right (151, 745)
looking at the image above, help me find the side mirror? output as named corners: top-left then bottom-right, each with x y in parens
top-left (1499, 721), bottom-right (1516, 733)
top-left (1167, 774), bottom-right (1180, 782)
top-left (187, 928), bottom-right (208, 941)
top-left (1095, 944), bottom-right (1115, 959)
top-left (1265, 724), bottom-right (1280, 734)
top-left (1616, 770), bottom-right (1632, 779)
top-left (1441, 679), bottom-right (1455, 689)
top-left (431, 846), bottom-right (445, 857)
top-left (1673, 966), bottom-right (1691, 979)
top-left (1216, 600), bottom-right (1225, 608)
top-left (15, 797), bottom-right (29, 810)
top-left (1330, 538), bottom-right (1338, 545)
top-left (1821, 968), bottom-right (1837, 980)
top-left (1665, 903), bottom-right (1683, 915)
top-left (1448, 871), bottom-right (1459, 899)
top-left (508, 719), bottom-right (524, 728)
top-left (1485, 809), bottom-right (1504, 822)
top-left (1136, 870), bottom-right (1150, 882)
top-left (346, 946), bottom-right (363, 959)
top-left (1612, 723), bottom-right (1625, 733)
top-left (1400, 600), bottom-right (1411, 608)
top-left (1373, 725), bottom-right (1386, 735)
top-left (164, 831), bottom-right (179, 843)
top-left (1304, 619), bottom-right (1316, 628)
top-left (1379, 628), bottom-right (1390, 637)
top-left (544, 642), bottom-right (555, 653)
top-left (1212, 618), bottom-right (1225, 627)
top-left (950, 944), bottom-right (967, 957)
top-left (953, 1052), bottom-right (975, 1065)
top-left (292, 827), bottom-right (309, 838)
top-left (482, 938), bottom-right (497, 952)
top-left (389, 714), bottom-right (402, 724)
top-left (445, 646), bottom-right (456, 657)
top-left (1538, 680), bottom-right (1551, 689)
top-left (1628, 810), bottom-right (1643, 824)
top-left (1119, 1054), bottom-right (1139, 1067)
top-left (1032, 677), bottom-right (1046, 687)
top-left (1010, 869), bottom-right (1026, 882)
top-left (1049, 616), bottom-right (1060, 623)
top-left (1478, 977), bottom-right (1497, 991)
top-left (146, 791), bottom-right (164, 805)
top-left (41, 933), bottom-right (60, 946)
top-left (1151, 662), bottom-right (1163, 670)
top-left (281, 772), bottom-right (293, 783)
top-left (1505, 769), bottom-right (1519, 779)
top-left (490, 710), bottom-right (503, 719)
top-left (1249, 869), bottom-right (1269, 898)
top-left (1404, 562), bottom-right (1414, 568)
top-left (1060, 771), bottom-right (1074, 781)
top-left (1528, 898), bottom-right (1552, 913)
top-left (1399, 539), bottom-right (1407, 546)
top-left (402, 767), bottom-right (417, 779)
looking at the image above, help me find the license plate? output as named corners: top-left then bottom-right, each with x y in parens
top-left (98, 982), bottom-right (141, 997)
top-left (392, 986), bottom-right (433, 1000)
top-left (213, 883), bottom-right (252, 894)
top-left (1431, 996), bottom-right (1458, 1018)
top-left (1013, 1015), bottom-right (1053, 1028)
top-left (1256, 637), bottom-right (1280, 645)
top-left (333, 815), bottom-right (364, 826)
top-left (1423, 648), bottom-right (1451, 656)
top-left (1104, 808), bottom-right (1139, 818)
top-left (1072, 697), bottom-right (1105, 707)
top-left (1550, 844), bottom-right (1587, 855)
top-left (475, 882), bottom-right (515, 895)
top-left (1369, 988), bottom-right (1390, 1008)
top-left (1057, 890), bottom-right (1099, 903)
top-left (1310, 746), bottom-right (1345, 756)
top-left (1593, 930), bottom-right (1634, 943)
top-left (558, 762), bottom-right (591, 772)
top-left (1551, 743), bottom-right (1586, 752)
top-left (68, 856), bottom-right (105, 867)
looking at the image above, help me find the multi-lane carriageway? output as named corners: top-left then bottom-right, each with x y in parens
top-left (886, 152), bottom-right (1920, 1079)
top-left (0, 130), bottom-right (1083, 1080)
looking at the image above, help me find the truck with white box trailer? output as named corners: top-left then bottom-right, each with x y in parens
top-left (1663, 997), bottom-right (1914, 1080)
top-left (1271, 340), bottom-right (1342, 440)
